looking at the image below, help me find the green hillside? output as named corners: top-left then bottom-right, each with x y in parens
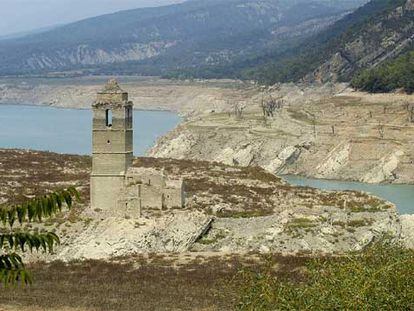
top-left (351, 50), bottom-right (414, 94)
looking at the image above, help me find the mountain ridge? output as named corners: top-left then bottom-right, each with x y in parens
top-left (0, 0), bottom-right (367, 76)
top-left (190, 0), bottom-right (414, 84)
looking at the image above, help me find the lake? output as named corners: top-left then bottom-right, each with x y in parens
top-left (0, 104), bottom-right (181, 155)
top-left (283, 175), bottom-right (414, 215)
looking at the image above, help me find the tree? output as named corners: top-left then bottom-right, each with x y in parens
top-left (0, 187), bottom-right (79, 286)
top-left (261, 96), bottom-right (285, 119)
top-left (232, 102), bottom-right (246, 120)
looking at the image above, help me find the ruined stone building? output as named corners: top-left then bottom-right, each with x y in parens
top-left (90, 79), bottom-right (184, 217)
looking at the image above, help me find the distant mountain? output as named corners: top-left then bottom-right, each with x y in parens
top-left (0, 0), bottom-right (367, 76)
top-left (0, 25), bottom-right (61, 41)
top-left (209, 0), bottom-right (413, 84)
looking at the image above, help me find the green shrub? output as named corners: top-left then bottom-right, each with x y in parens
top-left (235, 242), bottom-right (414, 310)
top-left (351, 51), bottom-right (414, 94)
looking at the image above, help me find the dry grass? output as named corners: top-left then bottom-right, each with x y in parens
top-left (0, 254), bottom-right (308, 311)
top-left (0, 149), bottom-right (90, 205)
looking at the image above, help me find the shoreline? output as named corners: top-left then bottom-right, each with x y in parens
top-left (280, 173), bottom-right (414, 186)
top-left (0, 101), bottom-right (181, 114)
top-left (0, 76), bottom-right (253, 115)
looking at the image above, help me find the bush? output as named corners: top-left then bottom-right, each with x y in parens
top-left (351, 51), bottom-right (414, 94)
top-left (235, 242), bottom-right (414, 310)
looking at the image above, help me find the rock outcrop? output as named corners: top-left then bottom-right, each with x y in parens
top-left (57, 212), bottom-right (212, 261)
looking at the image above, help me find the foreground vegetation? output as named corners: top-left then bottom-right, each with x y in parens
top-left (351, 50), bottom-right (414, 94)
top-left (0, 188), bottom-right (79, 285)
top-left (0, 254), bottom-right (257, 310)
top-left (236, 242), bottom-right (414, 310)
top-left (1, 243), bottom-right (412, 310)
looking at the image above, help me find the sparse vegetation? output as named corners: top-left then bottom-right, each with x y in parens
top-left (286, 218), bottom-right (317, 230)
top-left (235, 242), bottom-right (414, 310)
top-left (0, 254), bottom-right (266, 310)
top-left (197, 230), bottom-right (227, 245)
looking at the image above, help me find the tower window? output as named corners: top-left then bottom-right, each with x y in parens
top-left (106, 109), bottom-right (113, 127)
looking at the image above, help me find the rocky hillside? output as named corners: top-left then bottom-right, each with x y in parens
top-left (149, 84), bottom-right (414, 184)
top-left (0, 0), bottom-right (366, 76)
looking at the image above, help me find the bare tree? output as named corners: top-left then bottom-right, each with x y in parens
top-left (261, 96), bottom-right (285, 118)
top-left (408, 104), bottom-right (414, 123)
top-left (232, 102), bottom-right (246, 120)
top-left (378, 122), bottom-right (385, 139)
top-left (411, 106), bottom-right (414, 123)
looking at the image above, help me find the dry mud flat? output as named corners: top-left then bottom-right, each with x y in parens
top-left (149, 86), bottom-right (414, 184)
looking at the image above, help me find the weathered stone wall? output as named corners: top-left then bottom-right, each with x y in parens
top-left (125, 167), bottom-right (184, 210)
top-left (91, 176), bottom-right (125, 216)
top-left (140, 185), bottom-right (164, 209)
top-left (164, 186), bottom-right (184, 209)
top-left (127, 167), bottom-right (166, 188)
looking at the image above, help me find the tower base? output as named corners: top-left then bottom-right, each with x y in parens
top-left (90, 175), bottom-right (125, 217)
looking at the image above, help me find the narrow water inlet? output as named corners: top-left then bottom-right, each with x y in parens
top-left (283, 175), bottom-right (414, 215)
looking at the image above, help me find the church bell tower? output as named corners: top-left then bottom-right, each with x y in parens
top-left (90, 79), bottom-right (133, 213)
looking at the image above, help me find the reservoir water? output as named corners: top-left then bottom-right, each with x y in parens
top-left (0, 104), bottom-right (181, 155)
top-left (283, 175), bottom-right (414, 215)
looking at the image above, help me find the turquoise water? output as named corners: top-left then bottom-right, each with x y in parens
top-left (0, 104), bottom-right (181, 155)
top-left (283, 175), bottom-right (414, 215)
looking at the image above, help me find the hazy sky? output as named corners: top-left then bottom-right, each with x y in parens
top-left (0, 0), bottom-right (185, 36)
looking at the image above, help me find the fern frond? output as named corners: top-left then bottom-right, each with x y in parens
top-left (0, 268), bottom-right (32, 286)
top-left (1, 232), bottom-right (60, 253)
top-left (0, 188), bottom-right (80, 286)
top-left (0, 253), bottom-right (24, 270)
top-left (0, 188), bottom-right (80, 227)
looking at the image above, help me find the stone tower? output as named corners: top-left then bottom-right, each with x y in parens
top-left (90, 79), bottom-right (133, 214)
